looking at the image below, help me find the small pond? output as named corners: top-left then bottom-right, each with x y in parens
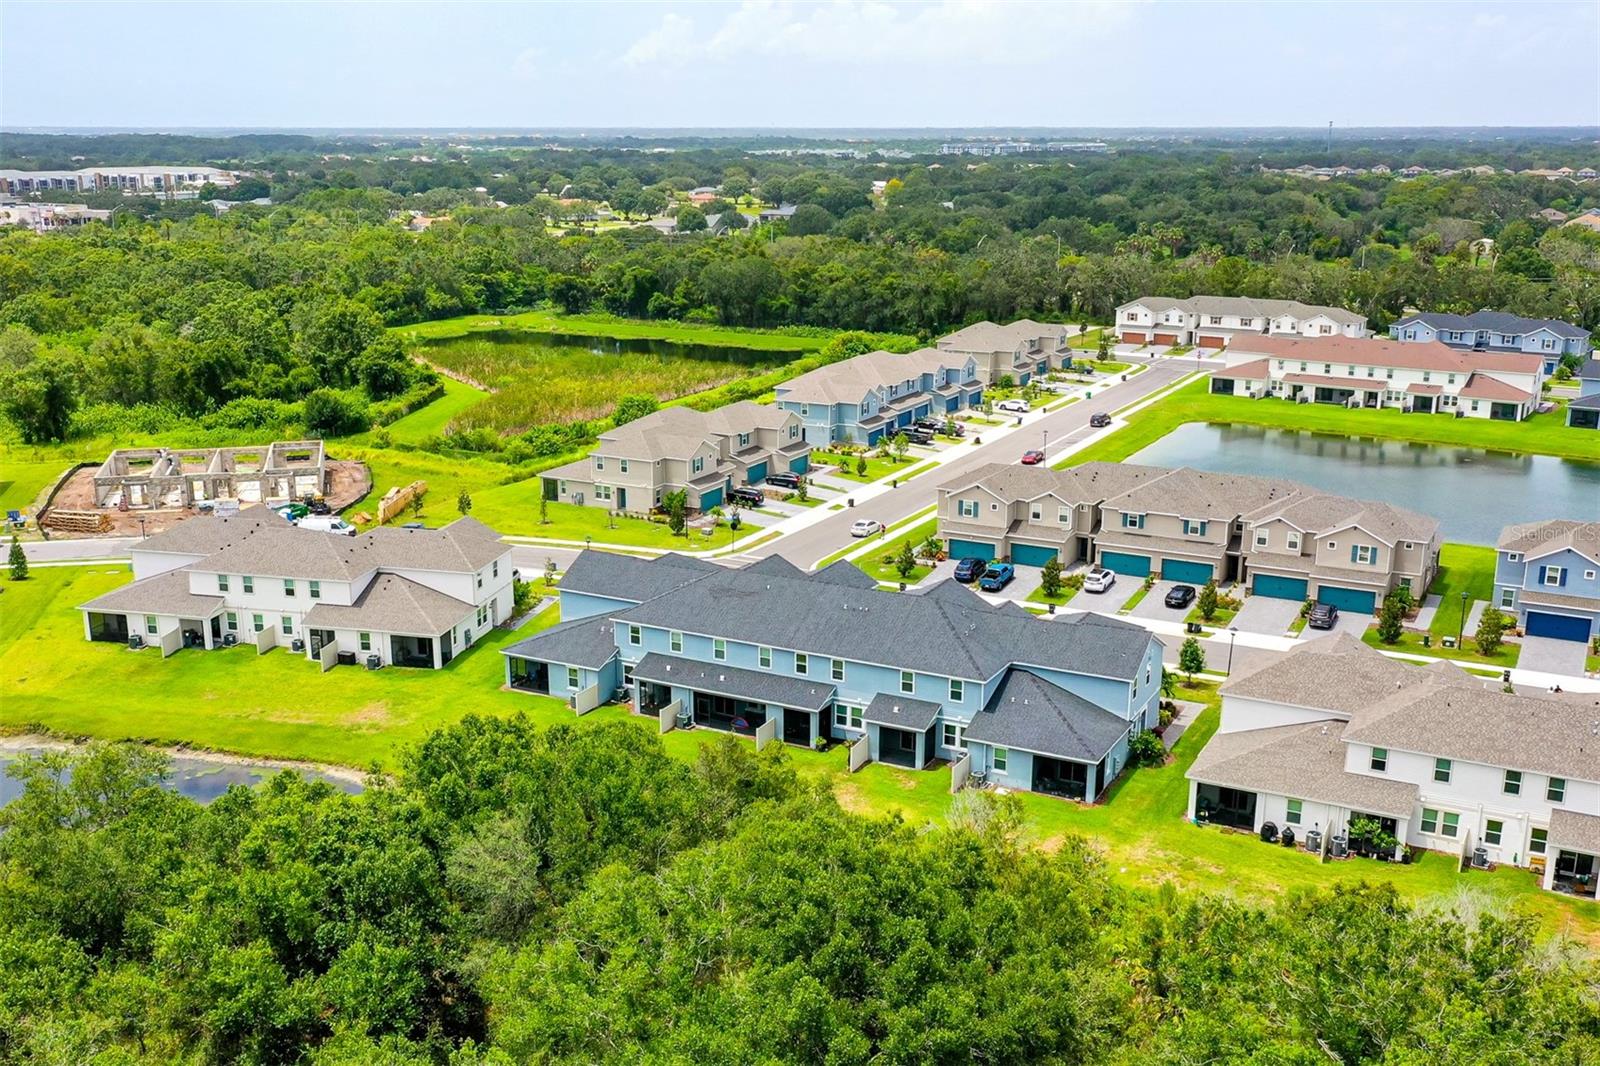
top-left (0, 748), bottom-right (363, 808)
top-left (1131, 423), bottom-right (1600, 545)
top-left (422, 328), bottom-right (783, 366)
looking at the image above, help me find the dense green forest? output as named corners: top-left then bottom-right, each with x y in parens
top-left (2, 144), bottom-right (1597, 452)
top-left (2, 727), bottom-right (1595, 1064)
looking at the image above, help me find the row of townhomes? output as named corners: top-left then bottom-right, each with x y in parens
top-left (774, 348), bottom-right (984, 446)
top-left (1114, 296), bottom-right (1372, 348)
top-left (541, 401), bottom-right (812, 513)
top-left (1211, 335), bottom-right (1546, 421)
top-left (936, 462), bottom-right (1440, 615)
top-left (933, 319), bottom-right (1073, 386)
top-left (78, 513), bottom-right (513, 668)
top-left (1495, 520), bottom-right (1600, 645)
top-left (503, 550), bottom-right (1164, 799)
top-left (1389, 309), bottom-right (1592, 374)
top-left (1186, 634), bottom-right (1600, 898)
top-left (1566, 357), bottom-right (1600, 431)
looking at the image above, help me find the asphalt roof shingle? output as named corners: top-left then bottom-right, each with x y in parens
top-left (502, 614), bottom-right (621, 669)
top-left (1187, 720), bottom-right (1420, 819)
top-left (557, 550), bottom-right (720, 604)
top-left (632, 651), bottom-right (836, 712)
top-left (302, 574), bottom-right (473, 635)
top-left (78, 569), bottom-right (225, 617)
top-left (963, 669), bottom-right (1131, 762)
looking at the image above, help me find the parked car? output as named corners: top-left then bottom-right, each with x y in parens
top-left (1082, 568), bottom-right (1116, 593)
top-left (941, 420), bottom-right (966, 437)
top-left (913, 418), bottom-right (943, 433)
top-left (953, 557), bottom-right (987, 583)
top-left (995, 398), bottom-right (1031, 414)
top-left (905, 428), bottom-right (935, 445)
top-left (1307, 602), bottom-right (1340, 630)
top-left (1164, 584), bottom-right (1197, 609)
top-left (849, 518), bottom-right (883, 538)
top-left (765, 471), bottom-right (801, 490)
top-left (1089, 412), bottom-right (1112, 428)
top-left (297, 515), bottom-right (357, 537)
top-left (978, 563), bottom-right (1015, 592)
top-left (728, 486), bottom-right (765, 507)
top-left (1020, 449), bottom-right (1045, 465)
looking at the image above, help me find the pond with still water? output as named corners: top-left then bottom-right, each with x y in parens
top-left (0, 748), bottom-right (362, 808)
top-left (1131, 423), bottom-right (1600, 545)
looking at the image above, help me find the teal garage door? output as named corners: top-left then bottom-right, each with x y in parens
top-left (948, 539), bottom-right (996, 562)
top-left (789, 454), bottom-right (811, 473)
top-left (1317, 585), bottom-right (1376, 614)
top-left (1012, 543), bottom-right (1059, 567)
top-left (1525, 611), bottom-right (1592, 642)
top-left (1100, 551), bottom-right (1152, 577)
top-left (698, 486), bottom-right (724, 510)
top-left (1253, 574), bottom-right (1308, 601)
top-left (1162, 559), bottom-right (1214, 584)
top-left (744, 461), bottom-right (767, 485)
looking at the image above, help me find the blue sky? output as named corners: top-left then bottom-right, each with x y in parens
top-left (4, 1), bottom-right (1596, 129)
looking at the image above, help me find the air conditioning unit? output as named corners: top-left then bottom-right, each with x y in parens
top-left (222, 633), bottom-right (238, 647)
top-left (127, 634), bottom-right (144, 650)
top-left (572, 492), bottom-right (585, 505)
top-left (290, 638), bottom-right (305, 652)
top-left (366, 654), bottom-right (383, 670)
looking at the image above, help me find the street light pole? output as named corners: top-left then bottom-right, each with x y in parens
top-left (1227, 626), bottom-right (1238, 676)
top-left (1458, 590), bottom-right (1468, 648)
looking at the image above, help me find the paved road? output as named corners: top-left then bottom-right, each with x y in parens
top-left (749, 357), bottom-right (1202, 568)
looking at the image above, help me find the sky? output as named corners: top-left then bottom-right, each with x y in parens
top-left (3, 0), bottom-right (1597, 130)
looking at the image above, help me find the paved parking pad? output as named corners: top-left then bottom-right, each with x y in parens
top-left (1127, 580), bottom-right (1198, 622)
top-left (1517, 636), bottom-right (1589, 678)
top-left (1231, 595), bottom-right (1302, 636)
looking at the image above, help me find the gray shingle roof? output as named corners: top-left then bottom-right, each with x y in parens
top-left (558, 550), bottom-right (719, 604)
top-left (1221, 634), bottom-right (1446, 716)
top-left (938, 461), bottom-right (1167, 506)
top-left (1577, 358), bottom-right (1600, 382)
top-left (132, 512), bottom-right (274, 556)
top-left (632, 651), bottom-right (836, 712)
top-left (811, 559), bottom-right (881, 589)
top-left (963, 669), bottom-right (1130, 762)
top-left (861, 692), bottom-right (942, 731)
top-left (936, 319), bottom-right (1069, 354)
top-left (302, 574), bottom-right (471, 635)
top-left (502, 614), bottom-right (621, 669)
top-left (776, 348), bottom-right (977, 406)
top-left (1187, 720), bottom-right (1420, 819)
top-left (361, 516), bottom-right (509, 573)
top-left (78, 569), bottom-right (225, 617)
top-left (1392, 309), bottom-right (1590, 341)
top-left (1549, 809), bottom-right (1600, 855)
top-left (1497, 520), bottom-right (1600, 562)
top-left (611, 568), bottom-right (1155, 682)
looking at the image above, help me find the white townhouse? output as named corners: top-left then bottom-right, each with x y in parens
top-left (1115, 296), bottom-right (1370, 349)
top-left (79, 513), bottom-right (513, 670)
top-left (1211, 334), bottom-right (1546, 421)
top-left (1187, 635), bottom-right (1600, 898)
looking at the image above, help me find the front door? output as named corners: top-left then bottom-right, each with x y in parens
top-left (617, 487), bottom-right (627, 510)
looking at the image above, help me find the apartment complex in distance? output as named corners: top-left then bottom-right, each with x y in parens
top-left (1115, 296), bottom-right (1371, 348)
top-left (1212, 335), bottom-right (1546, 421)
top-left (0, 201), bottom-right (112, 231)
top-left (936, 462), bottom-right (1440, 615)
top-left (541, 401), bottom-right (811, 513)
top-left (0, 165), bottom-right (236, 196)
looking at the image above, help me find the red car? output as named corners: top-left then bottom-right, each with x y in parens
top-left (1020, 449), bottom-right (1045, 465)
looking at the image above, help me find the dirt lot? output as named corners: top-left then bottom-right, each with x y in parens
top-left (43, 459), bottom-right (371, 539)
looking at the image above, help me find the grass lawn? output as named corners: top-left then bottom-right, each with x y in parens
top-left (1427, 543), bottom-right (1497, 637)
top-left (1067, 327), bottom-right (1107, 350)
top-left (0, 457), bottom-right (70, 515)
top-left (1063, 377), bottom-right (1600, 467)
top-left (1185, 604), bottom-right (1240, 628)
top-left (5, 570), bottom-right (1594, 940)
top-left (380, 376), bottom-right (489, 442)
top-left (1025, 584), bottom-right (1079, 608)
top-left (811, 449), bottom-right (922, 484)
top-left (1119, 581), bottom-right (1155, 613)
top-left (1362, 626), bottom-right (1521, 669)
top-left (851, 517), bottom-right (940, 583)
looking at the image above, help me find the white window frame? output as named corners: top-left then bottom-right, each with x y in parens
top-left (759, 645), bottom-right (771, 669)
top-left (1285, 799), bottom-right (1302, 825)
top-left (900, 670), bottom-right (915, 695)
top-left (831, 658), bottom-right (845, 681)
top-left (941, 722), bottom-right (966, 750)
top-left (834, 703), bottom-right (863, 730)
top-left (949, 679), bottom-right (963, 702)
top-left (670, 630), bottom-right (683, 653)
top-left (712, 638), bottom-right (727, 661)
top-left (795, 652), bottom-right (808, 675)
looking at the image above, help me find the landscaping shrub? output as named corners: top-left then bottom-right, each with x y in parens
top-left (1129, 729), bottom-right (1165, 767)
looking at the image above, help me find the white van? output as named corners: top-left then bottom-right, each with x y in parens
top-left (296, 515), bottom-right (357, 537)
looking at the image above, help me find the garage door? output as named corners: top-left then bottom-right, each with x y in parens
top-left (1119, 331), bottom-right (1148, 344)
top-left (1012, 543), bottom-right (1059, 567)
top-left (1197, 334), bottom-right (1227, 348)
top-left (1100, 551), bottom-right (1152, 577)
top-left (1525, 611), bottom-right (1593, 642)
top-left (1253, 574), bottom-right (1308, 601)
top-left (698, 486), bottom-right (724, 510)
top-left (1317, 585), bottom-right (1377, 614)
top-left (744, 461), bottom-right (767, 485)
top-left (948, 539), bottom-right (996, 563)
top-left (789, 454), bottom-right (811, 473)
top-left (1162, 559), bottom-right (1214, 584)
top-left (1153, 333), bottom-right (1179, 345)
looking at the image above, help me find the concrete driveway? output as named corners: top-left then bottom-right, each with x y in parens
top-left (1231, 595), bottom-right (1303, 636)
top-left (1127, 580), bottom-right (1199, 622)
top-left (1517, 636), bottom-right (1590, 678)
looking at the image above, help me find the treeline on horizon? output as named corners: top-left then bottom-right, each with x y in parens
top-left (1, 726), bottom-right (1595, 1064)
top-left (1, 149), bottom-right (1597, 453)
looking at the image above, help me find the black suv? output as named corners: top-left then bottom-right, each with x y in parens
top-left (1307, 602), bottom-right (1340, 630)
top-left (728, 486), bottom-right (765, 507)
top-left (765, 472), bottom-right (801, 490)
top-left (913, 418), bottom-right (943, 433)
top-left (1089, 413), bottom-right (1112, 428)
top-left (1164, 584), bottom-right (1197, 608)
top-left (904, 428), bottom-right (935, 445)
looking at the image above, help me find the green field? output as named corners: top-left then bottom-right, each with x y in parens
top-left (1426, 542), bottom-right (1498, 637)
top-left (397, 309), bottom-right (831, 352)
top-left (5, 565), bottom-right (1593, 941)
top-left (381, 375), bottom-right (489, 442)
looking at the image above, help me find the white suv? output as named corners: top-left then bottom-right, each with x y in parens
top-left (1082, 567), bottom-right (1116, 593)
top-left (995, 398), bottom-right (1031, 414)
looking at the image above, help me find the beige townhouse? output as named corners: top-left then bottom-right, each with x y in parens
top-left (935, 319), bottom-right (1074, 387)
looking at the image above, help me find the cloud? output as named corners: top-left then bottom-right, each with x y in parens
top-left (623, 0), bottom-right (1141, 68)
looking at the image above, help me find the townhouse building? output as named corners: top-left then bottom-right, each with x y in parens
top-left (934, 320), bottom-right (1074, 386)
top-left (1390, 310), bottom-right (1592, 374)
top-left (1186, 635), bottom-right (1600, 898)
top-left (774, 348), bottom-right (983, 445)
top-left (1115, 296), bottom-right (1370, 349)
top-left (1211, 334), bottom-right (1546, 421)
top-left (1568, 358), bottom-right (1600, 430)
top-left (541, 401), bottom-right (811, 514)
top-left (78, 514), bottom-right (513, 668)
top-left (1494, 520), bottom-right (1600, 645)
top-left (504, 550), bottom-right (1164, 800)
top-left (936, 462), bottom-right (1440, 615)
top-left (0, 166), bottom-right (236, 196)
top-left (0, 201), bottom-right (113, 231)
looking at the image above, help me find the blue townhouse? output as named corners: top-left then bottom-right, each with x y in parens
top-left (503, 550), bottom-right (1165, 801)
top-left (1390, 310), bottom-right (1592, 375)
top-left (774, 348), bottom-right (983, 446)
top-left (1494, 520), bottom-right (1600, 645)
top-left (1569, 358), bottom-right (1600, 431)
